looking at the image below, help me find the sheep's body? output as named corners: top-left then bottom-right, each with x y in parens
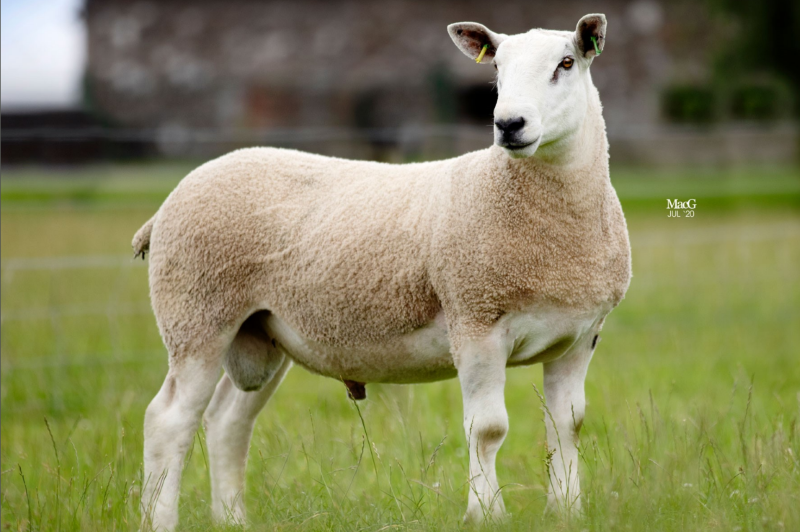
top-left (138, 139), bottom-right (628, 382)
top-left (137, 15), bottom-right (631, 530)
top-left (144, 148), bottom-right (443, 383)
top-left (137, 114), bottom-right (630, 530)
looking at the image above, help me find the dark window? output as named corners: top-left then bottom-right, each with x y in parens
top-left (458, 84), bottom-right (497, 124)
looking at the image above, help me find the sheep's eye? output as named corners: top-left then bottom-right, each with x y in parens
top-left (493, 63), bottom-right (498, 71)
top-left (561, 57), bottom-right (574, 69)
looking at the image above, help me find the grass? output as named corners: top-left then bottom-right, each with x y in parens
top-left (1, 161), bottom-right (799, 531)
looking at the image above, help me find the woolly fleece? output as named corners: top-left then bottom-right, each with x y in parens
top-left (133, 90), bottom-right (630, 383)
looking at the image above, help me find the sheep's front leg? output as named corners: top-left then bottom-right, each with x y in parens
top-left (542, 335), bottom-right (595, 514)
top-left (456, 337), bottom-right (509, 523)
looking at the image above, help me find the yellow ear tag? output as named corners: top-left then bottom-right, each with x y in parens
top-left (475, 44), bottom-right (489, 64)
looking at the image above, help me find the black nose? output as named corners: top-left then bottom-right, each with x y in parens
top-left (495, 117), bottom-right (525, 135)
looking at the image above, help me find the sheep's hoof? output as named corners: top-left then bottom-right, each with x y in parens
top-left (344, 380), bottom-right (366, 400)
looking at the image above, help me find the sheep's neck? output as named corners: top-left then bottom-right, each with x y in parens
top-left (476, 99), bottom-right (609, 224)
top-left (500, 104), bottom-right (607, 187)
top-left (529, 77), bottom-right (607, 169)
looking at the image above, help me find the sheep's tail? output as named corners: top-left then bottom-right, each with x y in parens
top-left (132, 213), bottom-right (158, 260)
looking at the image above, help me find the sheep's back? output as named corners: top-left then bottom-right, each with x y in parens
top-left (147, 147), bottom-right (446, 348)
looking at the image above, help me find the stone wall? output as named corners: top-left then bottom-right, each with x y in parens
top-left (85, 0), bottom-right (675, 133)
top-left (83, 0), bottom-right (798, 164)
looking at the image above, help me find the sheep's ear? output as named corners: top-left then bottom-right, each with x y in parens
top-left (448, 22), bottom-right (507, 64)
top-left (575, 13), bottom-right (607, 59)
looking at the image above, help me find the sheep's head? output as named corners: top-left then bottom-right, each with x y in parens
top-left (448, 14), bottom-right (606, 161)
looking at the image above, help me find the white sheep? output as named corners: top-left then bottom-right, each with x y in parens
top-left (134, 13), bottom-right (630, 530)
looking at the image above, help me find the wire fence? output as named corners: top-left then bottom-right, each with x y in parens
top-left (1, 125), bottom-right (492, 163)
top-left (3, 124), bottom-right (798, 164)
top-left (1, 222), bottom-right (798, 374)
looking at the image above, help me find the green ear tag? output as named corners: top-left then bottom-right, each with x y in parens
top-left (591, 36), bottom-right (602, 56)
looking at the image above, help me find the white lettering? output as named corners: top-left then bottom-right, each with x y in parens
top-left (667, 199), bottom-right (697, 209)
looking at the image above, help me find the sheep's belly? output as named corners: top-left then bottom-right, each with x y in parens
top-left (262, 311), bottom-right (455, 384)
top-left (498, 305), bottom-right (608, 367)
top-left (261, 306), bottom-right (608, 384)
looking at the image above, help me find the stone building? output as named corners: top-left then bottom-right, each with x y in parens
top-left (83, 0), bottom-right (797, 163)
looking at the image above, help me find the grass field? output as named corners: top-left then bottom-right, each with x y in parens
top-left (1, 161), bottom-right (799, 531)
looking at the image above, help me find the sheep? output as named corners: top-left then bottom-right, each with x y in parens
top-left (135, 13), bottom-right (630, 530)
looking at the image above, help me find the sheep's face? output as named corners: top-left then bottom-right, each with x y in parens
top-left (449, 14), bottom-right (606, 161)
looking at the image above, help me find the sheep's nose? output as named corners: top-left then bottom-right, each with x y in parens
top-left (495, 117), bottom-right (525, 135)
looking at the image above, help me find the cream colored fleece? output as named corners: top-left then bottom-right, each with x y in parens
top-left (133, 95), bottom-right (630, 371)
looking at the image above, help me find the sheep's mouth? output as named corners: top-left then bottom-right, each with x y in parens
top-left (504, 141), bottom-right (534, 150)
top-left (499, 136), bottom-right (539, 151)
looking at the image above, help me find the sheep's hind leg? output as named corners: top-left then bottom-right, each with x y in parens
top-left (203, 312), bottom-right (293, 524)
top-left (141, 344), bottom-right (225, 532)
top-left (203, 359), bottom-right (292, 524)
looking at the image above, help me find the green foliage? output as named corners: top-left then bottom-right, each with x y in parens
top-left (729, 82), bottom-right (788, 121)
top-left (711, 0), bottom-right (800, 117)
top-left (662, 86), bottom-right (717, 124)
top-left (2, 164), bottom-right (799, 531)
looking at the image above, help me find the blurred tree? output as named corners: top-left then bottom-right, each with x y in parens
top-left (662, 86), bottom-right (717, 124)
top-left (712, 0), bottom-right (800, 117)
top-left (428, 64), bottom-right (457, 124)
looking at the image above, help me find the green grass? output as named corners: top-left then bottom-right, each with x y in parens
top-left (1, 162), bottom-right (799, 531)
